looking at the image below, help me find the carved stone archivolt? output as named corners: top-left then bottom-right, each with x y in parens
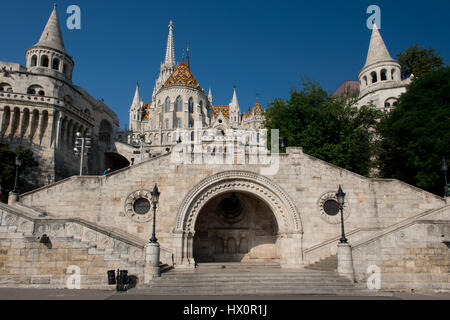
top-left (124, 189), bottom-right (153, 223)
top-left (175, 171), bottom-right (302, 234)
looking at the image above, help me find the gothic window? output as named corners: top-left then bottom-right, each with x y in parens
top-left (381, 69), bottom-right (387, 81)
top-left (31, 55), bottom-right (37, 67)
top-left (188, 98), bottom-right (194, 113)
top-left (41, 55), bottom-right (49, 67)
top-left (371, 71), bottom-right (378, 84)
top-left (165, 98), bottom-right (171, 113)
top-left (52, 58), bottom-right (60, 71)
top-left (176, 97), bottom-right (183, 112)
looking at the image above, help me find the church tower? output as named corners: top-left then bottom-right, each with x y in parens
top-left (153, 21), bottom-right (177, 99)
top-left (357, 23), bottom-right (409, 111)
top-left (229, 86), bottom-right (241, 128)
top-left (129, 83), bottom-right (143, 131)
top-left (26, 4), bottom-right (74, 82)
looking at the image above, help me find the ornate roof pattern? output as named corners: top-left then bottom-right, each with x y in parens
top-left (160, 62), bottom-right (203, 93)
top-left (142, 103), bottom-right (152, 121)
top-left (213, 105), bottom-right (230, 119)
top-left (251, 102), bottom-right (264, 116)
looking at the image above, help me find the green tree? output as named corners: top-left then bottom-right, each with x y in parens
top-left (265, 80), bottom-right (382, 177)
top-left (0, 143), bottom-right (38, 200)
top-left (397, 45), bottom-right (445, 79)
top-left (378, 67), bottom-right (450, 196)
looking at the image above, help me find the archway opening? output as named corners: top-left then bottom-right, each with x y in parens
top-left (193, 191), bottom-right (280, 263)
top-left (104, 152), bottom-right (130, 172)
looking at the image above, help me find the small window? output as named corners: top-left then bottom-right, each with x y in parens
top-left (363, 76), bottom-right (368, 86)
top-left (27, 88), bottom-right (36, 95)
top-left (371, 71), bottom-right (378, 84)
top-left (391, 69), bottom-right (396, 80)
top-left (381, 69), bottom-right (387, 81)
top-left (385, 102), bottom-right (391, 108)
top-left (188, 98), bottom-right (194, 113)
top-left (31, 55), bottom-right (37, 67)
top-left (177, 119), bottom-right (182, 128)
top-left (52, 58), bottom-right (60, 70)
top-left (176, 97), bottom-right (183, 112)
top-left (38, 90), bottom-right (45, 96)
top-left (41, 55), bottom-right (49, 67)
top-left (165, 120), bottom-right (170, 129)
top-left (165, 98), bottom-right (171, 113)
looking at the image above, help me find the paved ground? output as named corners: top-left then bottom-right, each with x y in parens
top-left (0, 288), bottom-right (449, 300)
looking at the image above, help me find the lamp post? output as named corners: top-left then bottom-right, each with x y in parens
top-left (336, 185), bottom-right (348, 244)
top-left (442, 159), bottom-right (450, 198)
top-left (74, 132), bottom-right (92, 176)
top-left (13, 155), bottom-right (22, 194)
top-left (150, 184), bottom-right (160, 244)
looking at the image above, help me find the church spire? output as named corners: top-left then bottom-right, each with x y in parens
top-left (164, 20), bottom-right (176, 67)
top-left (364, 22), bottom-right (394, 67)
top-left (132, 82), bottom-right (141, 107)
top-left (208, 88), bottom-right (213, 104)
top-left (35, 4), bottom-right (66, 53)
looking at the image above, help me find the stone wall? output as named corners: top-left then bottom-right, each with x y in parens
top-left (18, 148), bottom-right (447, 268)
top-left (352, 205), bottom-right (450, 293)
top-left (0, 203), bottom-right (145, 289)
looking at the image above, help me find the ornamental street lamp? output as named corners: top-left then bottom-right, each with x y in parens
top-left (13, 155), bottom-right (22, 194)
top-left (336, 185), bottom-right (348, 244)
top-left (442, 159), bottom-right (450, 197)
top-left (74, 132), bottom-right (92, 176)
top-left (150, 184), bottom-right (160, 244)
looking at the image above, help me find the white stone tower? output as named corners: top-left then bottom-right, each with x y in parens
top-left (229, 86), bottom-right (241, 128)
top-left (357, 23), bottom-right (410, 111)
top-left (153, 21), bottom-right (177, 99)
top-left (26, 4), bottom-right (74, 82)
top-left (129, 83), bottom-right (143, 131)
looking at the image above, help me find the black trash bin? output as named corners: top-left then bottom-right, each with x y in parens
top-left (107, 270), bottom-right (116, 285)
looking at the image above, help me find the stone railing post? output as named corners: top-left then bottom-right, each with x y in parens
top-left (337, 242), bottom-right (355, 282)
top-left (144, 242), bottom-right (161, 284)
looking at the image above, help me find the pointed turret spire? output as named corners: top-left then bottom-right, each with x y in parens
top-left (364, 22), bottom-right (393, 67)
top-left (132, 82), bottom-right (141, 107)
top-left (186, 41), bottom-right (191, 69)
top-left (164, 20), bottom-right (176, 67)
top-left (208, 88), bottom-right (213, 104)
top-left (35, 4), bottom-right (66, 53)
top-left (231, 86), bottom-right (240, 111)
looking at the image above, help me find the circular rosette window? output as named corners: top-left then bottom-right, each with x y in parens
top-left (318, 192), bottom-right (350, 224)
top-left (124, 190), bottom-right (154, 223)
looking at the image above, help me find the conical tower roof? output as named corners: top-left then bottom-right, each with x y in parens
top-left (160, 62), bottom-right (203, 92)
top-left (364, 23), bottom-right (394, 67)
top-left (34, 5), bottom-right (66, 53)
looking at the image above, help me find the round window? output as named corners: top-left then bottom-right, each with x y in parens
top-left (133, 198), bottom-right (151, 215)
top-left (323, 200), bottom-right (340, 216)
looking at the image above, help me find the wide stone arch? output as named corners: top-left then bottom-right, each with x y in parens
top-left (173, 171), bottom-right (304, 268)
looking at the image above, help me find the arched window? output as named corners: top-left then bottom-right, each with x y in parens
top-left (27, 85), bottom-right (44, 96)
top-left (165, 98), bottom-right (171, 113)
top-left (188, 98), bottom-right (194, 113)
top-left (363, 76), bottom-right (368, 87)
top-left (31, 55), bottom-right (37, 67)
top-left (371, 71), bottom-right (378, 84)
top-left (391, 69), bottom-right (396, 80)
top-left (381, 69), bottom-right (387, 81)
top-left (385, 102), bottom-right (391, 109)
top-left (52, 58), bottom-right (60, 70)
top-left (41, 55), bottom-right (49, 67)
top-left (176, 97), bottom-right (183, 112)
top-left (27, 88), bottom-right (36, 95)
top-left (38, 90), bottom-right (45, 96)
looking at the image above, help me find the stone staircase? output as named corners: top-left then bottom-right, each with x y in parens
top-left (136, 263), bottom-right (386, 296)
top-left (305, 255), bottom-right (338, 271)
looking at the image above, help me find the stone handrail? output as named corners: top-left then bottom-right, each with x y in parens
top-left (352, 205), bottom-right (450, 250)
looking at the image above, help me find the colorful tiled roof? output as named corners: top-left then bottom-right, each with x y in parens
top-left (142, 103), bottom-right (152, 121)
top-left (252, 102), bottom-right (264, 116)
top-left (160, 62), bottom-right (203, 93)
top-left (213, 105), bottom-right (230, 119)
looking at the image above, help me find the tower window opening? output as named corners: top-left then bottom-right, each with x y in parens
top-left (52, 58), bottom-right (60, 71)
top-left (188, 98), bottom-right (194, 113)
top-left (381, 69), bottom-right (387, 81)
top-left (176, 97), bottom-right (183, 112)
top-left (371, 71), bottom-right (378, 84)
top-left (41, 55), bottom-right (49, 67)
top-left (165, 98), bottom-right (171, 113)
top-left (31, 55), bottom-right (37, 67)
top-left (391, 69), bottom-right (396, 80)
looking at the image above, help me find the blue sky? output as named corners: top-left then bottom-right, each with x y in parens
top-left (1, 0), bottom-right (449, 128)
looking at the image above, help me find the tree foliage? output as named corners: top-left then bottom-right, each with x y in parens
top-left (397, 45), bottom-right (445, 79)
top-left (378, 67), bottom-right (450, 196)
top-left (264, 80), bottom-right (382, 177)
top-left (0, 143), bottom-right (38, 198)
